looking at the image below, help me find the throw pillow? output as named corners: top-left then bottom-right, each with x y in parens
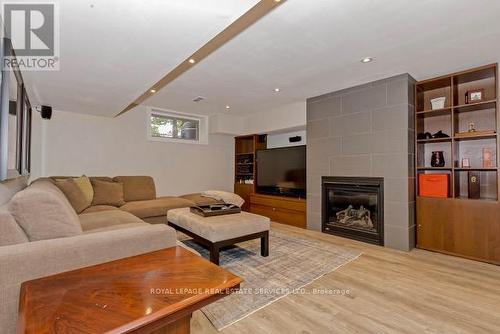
top-left (91, 179), bottom-right (126, 207)
top-left (201, 190), bottom-right (245, 207)
top-left (54, 178), bottom-right (90, 213)
top-left (9, 180), bottom-right (83, 241)
top-left (73, 175), bottom-right (94, 204)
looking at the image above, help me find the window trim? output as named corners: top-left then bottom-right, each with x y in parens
top-left (147, 108), bottom-right (208, 145)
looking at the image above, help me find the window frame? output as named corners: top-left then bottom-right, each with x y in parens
top-left (147, 108), bottom-right (208, 145)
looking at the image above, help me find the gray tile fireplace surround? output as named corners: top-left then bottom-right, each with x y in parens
top-left (306, 74), bottom-right (416, 251)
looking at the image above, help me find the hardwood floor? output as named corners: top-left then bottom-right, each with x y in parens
top-left (191, 222), bottom-right (500, 334)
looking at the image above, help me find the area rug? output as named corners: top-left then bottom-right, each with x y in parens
top-left (181, 229), bottom-right (362, 330)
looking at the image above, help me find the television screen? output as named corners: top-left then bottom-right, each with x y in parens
top-left (256, 145), bottom-right (306, 198)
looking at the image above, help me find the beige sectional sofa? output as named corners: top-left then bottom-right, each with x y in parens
top-left (0, 175), bottom-right (216, 334)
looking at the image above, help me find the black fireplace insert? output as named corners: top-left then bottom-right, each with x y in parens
top-left (322, 176), bottom-right (384, 246)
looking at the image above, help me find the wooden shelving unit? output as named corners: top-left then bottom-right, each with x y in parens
top-left (234, 134), bottom-right (267, 211)
top-left (415, 63), bottom-right (500, 265)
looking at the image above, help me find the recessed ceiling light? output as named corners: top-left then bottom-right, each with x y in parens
top-left (274, 88), bottom-right (281, 92)
top-left (188, 58), bottom-right (196, 64)
top-left (150, 89), bottom-right (156, 93)
top-left (274, 0), bottom-right (282, 2)
top-left (225, 105), bottom-right (231, 109)
top-left (361, 57), bottom-right (373, 63)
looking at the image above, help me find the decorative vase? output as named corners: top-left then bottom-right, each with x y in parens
top-left (431, 151), bottom-right (445, 167)
top-left (430, 97), bottom-right (446, 110)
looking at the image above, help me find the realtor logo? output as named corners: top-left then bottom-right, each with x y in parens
top-left (1, 2), bottom-right (60, 70)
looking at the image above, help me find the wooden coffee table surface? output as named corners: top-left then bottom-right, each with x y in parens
top-left (18, 247), bottom-right (242, 334)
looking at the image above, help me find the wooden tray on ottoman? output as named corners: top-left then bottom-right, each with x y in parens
top-left (190, 204), bottom-right (241, 217)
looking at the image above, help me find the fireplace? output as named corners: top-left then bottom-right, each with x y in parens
top-left (322, 177), bottom-right (384, 245)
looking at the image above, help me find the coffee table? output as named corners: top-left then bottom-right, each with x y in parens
top-left (167, 208), bottom-right (270, 265)
top-left (18, 247), bottom-right (242, 334)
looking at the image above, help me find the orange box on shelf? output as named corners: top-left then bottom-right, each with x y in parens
top-left (419, 174), bottom-right (449, 198)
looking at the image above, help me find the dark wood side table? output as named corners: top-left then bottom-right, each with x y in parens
top-left (18, 247), bottom-right (242, 334)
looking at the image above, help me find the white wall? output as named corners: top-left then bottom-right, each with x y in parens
top-left (244, 101), bottom-right (306, 135)
top-left (209, 113), bottom-right (244, 135)
top-left (31, 106), bottom-right (234, 196)
top-left (209, 101), bottom-right (307, 136)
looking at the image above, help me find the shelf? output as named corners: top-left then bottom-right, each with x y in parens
top-left (454, 196), bottom-right (498, 202)
top-left (417, 167), bottom-right (452, 170)
top-left (417, 76), bottom-right (452, 89)
top-left (453, 100), bottom-right (497, 113)
top-left (415, 64), bottom-right (500, 264)
top-left (416, 107), bottom-right (451, 117)
top-left (417, 137), bottom-right (452, 144)
top-left (454, 167), bottom-right (498, 171)
top-left (235, 152), bottom-right (254, 156)
top-left (236, 163), bottom-right (253, 165)
top-left (417, 195), bottom-right (497, 202)
top-left (454, 133), bottom-right (497, 141)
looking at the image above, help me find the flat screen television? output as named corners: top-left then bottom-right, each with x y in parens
top-left (256, 145), bottom-right (306, 198)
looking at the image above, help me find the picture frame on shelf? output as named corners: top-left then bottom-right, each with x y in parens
top-left (465, 89), bottom-right (485, 104)
top-left (483, 148), bottom-right (494, 168)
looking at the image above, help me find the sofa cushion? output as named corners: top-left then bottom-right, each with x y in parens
top-left (142, 216), bottom-right (167, 225)
top-left (83, 223), bottom-right (148, 234)
top-left (113, 176), bottom-right (156, 202)
top-left (0, 205), bottom-right (28, 246)
top-left (179, 193), bottom-right (224, 206)
top-left (79, 210), bottom-right (145, 232)
top-left (0, 176), bottom-right (28, 206)
top-left (54, 178), bottom-right (90, 213)
top-left (89, 176), bottom-right (114, 183)
top-left (120, 196), bottom-right (194, 219)
top-left (91, 179), bottom-right (125, 207)
top-left (9, 180), bottom-right (82, 241)
top-left (81, 205), bottom-right (120, 214)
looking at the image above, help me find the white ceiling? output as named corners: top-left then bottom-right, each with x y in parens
top-left (23, 0), bottom-right (500, 117)
top-left (22, 0), bottom-right (259, 116)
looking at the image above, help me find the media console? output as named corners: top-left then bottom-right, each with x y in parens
top-left (234, 134), bottom-right (307, 229)
top-left (249, 193), bottom-right (306, 229)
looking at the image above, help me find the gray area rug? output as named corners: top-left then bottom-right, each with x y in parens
top-left (181, 229), bottom-right (362, 330)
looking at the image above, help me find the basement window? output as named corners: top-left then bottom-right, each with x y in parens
top-left (148, 109), bottom-right (208, 144)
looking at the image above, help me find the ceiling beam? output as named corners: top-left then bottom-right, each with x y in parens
top-left (115, 0), bottom-right (286, 117)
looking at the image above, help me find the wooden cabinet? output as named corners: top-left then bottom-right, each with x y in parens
top-left (417, 196), bottom-right (500, 265)
top-left (249, 193), bottom-right (306, 229)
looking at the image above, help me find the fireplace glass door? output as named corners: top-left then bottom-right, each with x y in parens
top-left (322, 177), bottom-right (384, 245)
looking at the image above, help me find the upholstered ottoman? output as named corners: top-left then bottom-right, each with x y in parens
top-left (167, 208), bottom-right (270, 265)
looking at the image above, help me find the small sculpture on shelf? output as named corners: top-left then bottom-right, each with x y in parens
top-left (417, 131), bottom-right (449, 140)
top-left (468, 122), bottom-right (477, 133)
top-left (461, 158), bottom-right (470, 168)
top-left (432, 130), bottom-right (449, 139)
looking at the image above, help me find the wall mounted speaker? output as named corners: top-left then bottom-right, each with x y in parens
top-left (289, 136), bottom-right (302, 143)
top-left (40, 105), bottom-right (52, 119)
